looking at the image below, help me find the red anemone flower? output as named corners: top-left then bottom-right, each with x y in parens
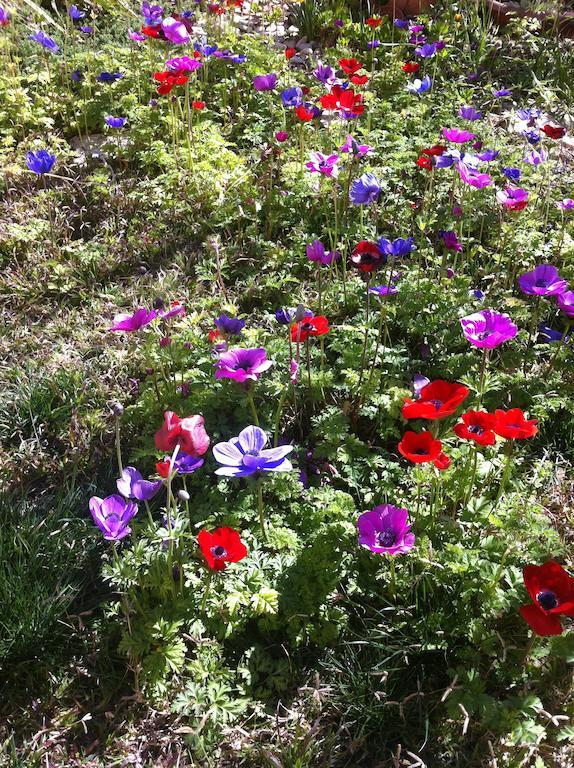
top-left (422, 144), bottom-right (446, 156)
top-left (154, 69), bottom-right (189, 95)
top-left (156, 460), bottom-right (171, 478)
top-left (290, 316), bottom-right (329, 342)
top-left (453, 410), bottom-right (497, 446)
top-left (142, 24), bottom-right (161, 38)
top-left (398, 431), bottom-right (443, 464)
top-left (192, 100), bottom-right (206, 110)
top-left (416, 155), bottom-right (432, 171)
top-left (154, 411), bottom-right (210, 456)
top-left (320, 85), bottom-right (364, 116)
top-left (351, 241), bottom-right (383, 273)
top-left (401, 62), bottom-right (420, 74)
top-left (339, 57), bottom-right (363, 75)
top-left (366, 16), bottom-right (382, 27)
top-left (434, 451), bottom-right (451, 471)
top-left (294, 105), bottom-right (314, 122)
top-left (198, 527), bottom-right (248, 571)
top-left (520, 561), bottom-right (574, 636)
top-left (350, 73), bottom-right (370, 86)
top-left (402, 380), bottom-right (469, 420)
top-left (285, 47), bottom-right (296, 60)
top-left (493, 409), bottom-right (538, 440)
top-left (541, 124), bottom-right (566, 140)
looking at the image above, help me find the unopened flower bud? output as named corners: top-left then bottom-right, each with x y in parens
top-left (177, 489), bottom-right (190, 501)
top-left (111, 401), bottom-right (124, 417)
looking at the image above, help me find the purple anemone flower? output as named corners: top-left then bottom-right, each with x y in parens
top-left (503, 167), bottom-right (521, 182)
top-left (443, 128), bottom-right (476, 143)
top-left (110, 307), bottom-right (157, 332)
top-left (281, 86), bottom-right (303, 107)
top-left (313, 62), bottom-right (338, 85)
top-left (29, 30), bottom-right (59, 53)
top-left (68, 5), bottom-right (85, 19)
top-left (79, 25), bottom-right (92, 34)
top-left (415, 42), bottom-right (437, 58)
top-left (159, 451), bottom-right (204, 475)
top-left (275, 308), bottom-right (295, 325)
top-left (26, 149), bottom-right (56, 175)
top-left (357, 504), bottom-right (415, 555)
top-left (141, 2), bottom-right (163, 24)
top-left (557, 198), bottom-right (574, 211)
top-left (306, 152), bottom-right (340, 178)
top-left (306, 240), bottom-right (339, 265)
top-left (556, 291), bottom-right (574, 318)
top-left (476, 149), bottom-right (499, 162)
top-left (458, 105), bottom-right (482, 121)
top-left (460, 309), bottom-right (518, 348)
top-left (538, 324), bottom-right (567, 343)
top-left (439, 230), bottom-right (462, 251)
top-left (213, 425), bottom-right (293, 477)
top-left (252, 73), bottom-right (277, 91)
top-left (96, 72), bottom-right (123, 83)
top-left (524, 148), bottom-right (547, 165)
top-left (215, 347), bottom-right (273, 383)
top-left (105, 115), bottom-right (127, 128)
top-left (518, 265), bottom-right (568, 297)
top-left (214, 314), bottom-right (245, 336)
top-left (349, 172), bottom-right (381, 205)
top-left (129, 30), bottom-right (147, 41)
top-left (369, 284), bottom-right (398, 297)
top-left (117, 467), bottom-right (162, 500)
top-left (89, 494), bottom-right (137, 541)
top-left (377, 236), bottom-right (416, 258)
top-left (406, 75), bottom-right (432, 95)
top-left (493, 87), bottom-right (512, 97)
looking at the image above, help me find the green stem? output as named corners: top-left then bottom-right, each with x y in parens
top-left (246, 387), bottom-right (259, 426)
top-left (115, 415), bottom-right (123, 475)
top-left (256, 480), bottom-right (267, 541)
top-left (494, 441), bottom-right (514, 507)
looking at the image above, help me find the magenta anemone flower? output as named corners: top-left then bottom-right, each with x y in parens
top-left (166, 56), bottom-right (202, 72)
top-left (442, 128), bottom-right (476, 143)
top-left (496, 187), bottom-right (529, 211)
top-left (305, 152), bottom-right (340, 178)
top-left (557, 198), bottom-right (574, 211)
top-left (556, 291), bottom-right (574, 318)
top-left (117, 467), bottom-right (162, 500)
top-left (357, 504), bottom-right (415, 555)
top-left (213, 425), bottom-right (293, 477)
top-left (339, 135), bottom-right (373, 156)
top-left (161, 16), bottom-right (190, 44)
top-left (460, 309), bottom-right (518, 348)
top-left (457, 162), bottom-right (492, 188)
top-left (110, 307), bottom-right (157, 332)
top-left (89, 494), bottom-right (138, 541)
top-left (518, 265), bottom-right (568, 297)
top-left (252, 73), bottom-right (277, 91)
top-left (129, 30), bottom-right (147, 41)
top-left (215, 347), bottom-right (273, 383)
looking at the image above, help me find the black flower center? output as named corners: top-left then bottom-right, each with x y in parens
top-left (377, 530), bottom-right (396, 547)
top-left (210, 545), bottom-right (227, 559)
top-left (429, 399), bottom-right (444, 409)
top-left (536, 590), bottom-right (558, 610)
top-left (535, 279), bottom-right (548, 288)
top-left (468, 425), bottom-right (484, 435)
